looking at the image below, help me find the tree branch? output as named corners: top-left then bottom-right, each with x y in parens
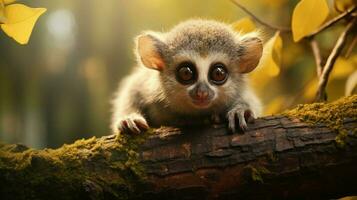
top-left (345, 34), bottom-right (357, 58)
top-left (230, 0), bottom-right (291, 32)
top-left (307, 6), bottom-right (357, 38)
top-left (0, 96), bottom-right (356, 200)
top-left (315, 17), bottom-right (357, 102)
top-left (309, 38), bottom-right (323, 77)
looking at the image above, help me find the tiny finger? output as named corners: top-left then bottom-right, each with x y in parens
top-left (118, 120), bottom-right (129, 133)
top-left (237, 111), bottom-right (248, 131)
top-left (127, 119), bottom-right (141, 134)
top-left (227, 112), bottom-right (236, 133)
top-left (134, 119), bottom-right (149, 130)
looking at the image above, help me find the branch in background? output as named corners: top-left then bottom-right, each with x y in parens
top-left (230, 0), bottom-right (291, 32)
top-left (307, 6), bottom-right (357, 38)
top-left (345, 34), bottom-right (357, 58)
top-left (316, 18), bottom-right (357, 102)
top-left (310, 38), bottom-right (323, 77)
top-left (229, 0), bottom-right (357, 102)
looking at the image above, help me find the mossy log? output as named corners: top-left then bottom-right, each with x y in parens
top-left (0, 95), bottom-right (356, 200)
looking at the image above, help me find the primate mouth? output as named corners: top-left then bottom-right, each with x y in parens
top-left (192, 99), bottom-right (211, 108)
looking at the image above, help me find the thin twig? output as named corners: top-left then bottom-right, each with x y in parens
top-left (345, 34), bottom-right (357, 58)
top-left (307, 6), bottom-right (357, 38)
top-left (230, 0), bottom-right (291, 32)
top-left (309, 38), bottom-right (323, 77)
top-left (315, 17), bottom-right (357, 102)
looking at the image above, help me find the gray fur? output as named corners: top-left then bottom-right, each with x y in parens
top-left (165, 19), bottom-right (243, 58)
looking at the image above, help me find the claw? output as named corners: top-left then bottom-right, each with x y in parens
top-left (237, 110), bottom-right (247, 131)
top-left (115, 114), bottom-right (149, 134)
top-left (134, 118), bottom-right (149, 130)
top-left (227, 107), bottom-right (255, 133)
top-left (126, 119), bottom-right (141, 134)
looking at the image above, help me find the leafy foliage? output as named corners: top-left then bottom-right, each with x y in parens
top-left (232, 0), bottom-right (357, 114)
top-left (335, 0), bottom-right (357, 12)
top-left (0, 0), bottom-right (46, 44)
top-left (231, 17), bottom-right (256, 34)
top-left (291, 0), bottom-right (329, 42)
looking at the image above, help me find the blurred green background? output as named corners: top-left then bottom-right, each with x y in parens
top-left (0, 0), bottom-right (355, 148)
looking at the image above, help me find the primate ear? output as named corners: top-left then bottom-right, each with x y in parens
top-left (136, 34), bottom-right (167, 71)
top-left (237, 37), bottom-right (263, 73)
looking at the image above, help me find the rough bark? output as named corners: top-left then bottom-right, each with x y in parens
top-left (0, 96), bottom-right (356, 200)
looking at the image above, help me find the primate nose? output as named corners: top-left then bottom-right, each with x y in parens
top-left (196, 89), bottom-right (208, 99)
top-left (191, 82), bottom-right (210, 100)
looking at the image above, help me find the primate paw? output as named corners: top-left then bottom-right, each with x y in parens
top-left (227, 106), bottom-right (255, 133)
top-left (114, 114), bottom-right (149, 134)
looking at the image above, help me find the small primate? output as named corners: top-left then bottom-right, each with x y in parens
top-left (111, 19), bottom-right (263, 134)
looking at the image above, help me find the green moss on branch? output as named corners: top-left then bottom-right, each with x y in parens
top-left (283, 95), bottom-right (357, 146)
top-left (0, 132), bottom-right (152, 199)
top-left (0, 96), bottom-right (356, 199)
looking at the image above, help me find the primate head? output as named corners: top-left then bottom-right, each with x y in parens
top-left (136, 19), bottom-right (263, 114)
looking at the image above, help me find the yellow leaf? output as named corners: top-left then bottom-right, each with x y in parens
top-left (334, 0), bottom-right (357, 12)
top-left (250, 32), bottom-right (282, 90)
top-left (3, 0), bottom-right (16, 5)
top-left (255, 32), bottom-right (282, 76)
top-left (1, 4), bottom-right (46, 44)
top-left (231, 17), bottom-right (256, 34)
top-left (264, 96), bottom-right (286, 115)
top-left (345, 70), bottom-right (357, 95)
top-left (0, 1), bottom-right (5, 23)
top-left (292, 0), bottom-right (329, 42)
top-left (261, 0), bottom-right (286, 8)
top-left (302, 78), bottom-right (318, 100)
top-left (303, 78), bottom-right (318, 100)
top-left (330, 56), bottom-right (357, 79)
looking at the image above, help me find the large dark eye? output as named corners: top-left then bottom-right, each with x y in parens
top-left (176, 61), bottom-right (197, 84)
top-left (209, 63), bottom-right (228, 85)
